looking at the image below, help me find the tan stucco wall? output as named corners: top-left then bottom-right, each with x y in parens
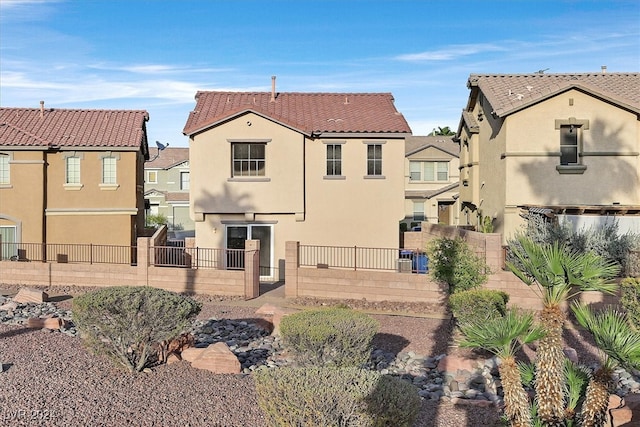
top-left (190, 113), bottom-right (406, 277)
top-left (0, 150), bottom-right (46, 242)
top-left (463, 89), bottom-right (640, 242)
top-left (403, 146), bottom-right (461, 226)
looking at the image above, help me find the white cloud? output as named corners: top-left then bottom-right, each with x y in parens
top-left (395, 43), bottom-right (507, 62)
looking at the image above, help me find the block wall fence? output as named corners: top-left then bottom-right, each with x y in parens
top-left (0, 237), bottom-right (261, 299)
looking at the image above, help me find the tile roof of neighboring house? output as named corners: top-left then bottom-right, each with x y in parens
top-left (0, 106), bottom-right (149, 149)
top-left (165, 192), bottom-right (190, 203)
top-left (405, 135), bottom-right (459, 157)
top-left (145, 147), bottom-right (189, 169)
top-left (468, 72), bottom-right (640, 117)
top-left (183, 92), bottom-right (412, 136)
top-left (405, 182), bottom-right (459, 200)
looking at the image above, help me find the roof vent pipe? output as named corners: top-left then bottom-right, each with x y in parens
top-left (40, 100), bottom-right (45, 117)
top-left (601, 65), bottom-right (607, 73)
top-left (270, 76), bottom-right (276, 102)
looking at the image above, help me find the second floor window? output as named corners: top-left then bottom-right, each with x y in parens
top-left (146, 170), bottom-right (158, 184)
top-left (326, 144), bottom-right (342, 176)
top-left (410, 161), bottom-right (449, 182)
top-left (233, 143), bottom-right (265, 177)
top-left (102, 157), bottom-right (117, 184)
top-left (0, 154), bottom-right (9, 185)
top-left (367, 144), bottom-right (382, 176)
top-left (560, 125), bottom-right (579, 165)
top-left (66, 157), bottom-right (80, 184)
top-left (180, 171), bottom-right (190, 190)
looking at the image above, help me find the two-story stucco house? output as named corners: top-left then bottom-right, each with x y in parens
top-left (456, 71), bottom-right (640, 241)
top-left (144, 147), bottom-right (194, 236)
top-left (403, 135), bottom-right (460, 229)
top-left (183, 78), bottom-right (411, 279)
top-left (0, 103), bottom-right (149, 254)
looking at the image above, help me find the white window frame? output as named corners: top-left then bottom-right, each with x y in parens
top-left (232, 143), bottom-right (266, 177)
top-left (180, 171), bottom-right (190, 190)
top-left (0, 154), bottom-right (10, 185)
top-left (65, 156), bottom-right (81, 184)
top-left (410, 161), bottom-right (449, 182)
top-left (146, 170), bottom-right (158, 184)
top-left (102, 157), bottom-right (117, 184)
top-left (413, 201), bottom-right (425, 221)
top-left (326, 144), bottom-right (342, 176)
top-left (366, 143), bottom-right (382, 176)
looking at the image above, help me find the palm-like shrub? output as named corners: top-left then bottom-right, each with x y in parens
top-left (459, 309), bottom-right (545, 427)
top-left (506, 236), bottom-right (619, 426)
top-left (572, 303), bottom-right (640, 427)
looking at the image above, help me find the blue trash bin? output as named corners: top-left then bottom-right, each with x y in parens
top-left (413, 253), bottom-right (428, 274)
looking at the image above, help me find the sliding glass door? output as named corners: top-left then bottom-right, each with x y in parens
top-left (225, 225), bottom-right (273, 278)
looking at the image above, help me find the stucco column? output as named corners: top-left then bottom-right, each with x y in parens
top-left (285, 241), bottom-right (299, 298)
top-left (244, 239), bottom-right (260, 300)
top-left (136, 237), bottom-right (150, 286)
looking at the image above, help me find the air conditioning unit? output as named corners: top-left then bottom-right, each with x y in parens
top-left (397, 258), bottom-right (412, 273)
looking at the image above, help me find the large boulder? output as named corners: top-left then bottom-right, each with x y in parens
top-left (13, 288), bottom-right (48, 304)
top-left (190, 342), bottom-right (241, 374)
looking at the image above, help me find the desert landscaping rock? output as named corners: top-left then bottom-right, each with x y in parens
top-left (1, 289), bottom-right (640, 425)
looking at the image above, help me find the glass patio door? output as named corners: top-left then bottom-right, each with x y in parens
top-left (225, 225), bottom-right (273, 278)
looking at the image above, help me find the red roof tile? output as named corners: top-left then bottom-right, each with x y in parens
top-left (0, 107), bottom-right (149, 149)
top-left (468, 73), bottom-right (640, 117)
top-left (183, 92), bottom-right (412, 136)
top-left (145, 147), bottom-right (189, 169)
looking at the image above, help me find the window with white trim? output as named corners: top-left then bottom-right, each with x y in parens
top-left (0, 154), bottom-right (9, 185)
top-left (180, 171), bottom-right (190, 190)
top-left (560, 125), bottom-right (579, 165)
top-left (367, 144), bottom-right (382, 176)
top-left (232, 143), bottom-right (265, 177)
top-left (413, 201), bottom-right (425, 221)
top-left (146, 170), bottom-right (158, 184)
top-left (102, 157), bottom-right (117, 184)
top-left (410, 161), bottom-right (449, 182)
top-left (66, 157), bottom-right (81, 184)
top-left (326, 144), bottom-right (342, 176)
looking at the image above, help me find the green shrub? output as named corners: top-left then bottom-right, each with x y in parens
top-left (621, 278), bottom-right (640, 330)
top-left (507, 215), bottom-right (640, 277)
top-left (254, 367), bottom-right (420, 427)
top-left (72, 286), bottom-right (201, 372)
top-left (145, 213), bottom-right (168, 228)
top-left (426, 237), bottom-right (489, 293)
top-left (279, 307), bottom-right (379, 367)
top-left (449, 289), bottom-right (509, 325)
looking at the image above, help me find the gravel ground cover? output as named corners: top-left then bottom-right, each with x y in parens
top-left (0, 285), bottom-right (607, 426)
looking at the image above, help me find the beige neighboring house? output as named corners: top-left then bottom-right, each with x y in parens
top-left (456, 71), bottom-right (640, 242)
top-left (144, 147), bottom-right (194, 237)
top-left (0, 103), bottom-right (149, 254)
top-left (183, 79), bottom-right (411, 279)
top-left (403, 135), bottom-right (460, 229)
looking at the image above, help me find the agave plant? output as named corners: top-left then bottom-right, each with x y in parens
top-left (459, 309), bottom-right (545, 427)
top-left (506, 236), bottom-right (619, 426)
top-left (572, 303), bottom-right (640, 427)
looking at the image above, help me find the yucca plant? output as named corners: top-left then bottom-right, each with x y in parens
top-left (506, 236), bottom-right (619, 426)
top-left (572, 303), bottom-right (640, 427)
top-left (459, 309), bottom-right (545, 427)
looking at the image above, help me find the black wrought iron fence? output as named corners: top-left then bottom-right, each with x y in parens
top-left (299, 244), bottom-right (428, 273)
top-left (150, 246), bottom-right (245, 270)
top-left (0, 242), bottom-right (136, 265)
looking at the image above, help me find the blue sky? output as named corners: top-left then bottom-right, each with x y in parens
top-left (1, 0), bottom-right (639, 146)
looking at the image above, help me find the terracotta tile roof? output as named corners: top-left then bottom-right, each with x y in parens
top-left (468, 73), bottom-right (640, 117)
top-left (145, 147), bottom-right (189, 169)
top-left (405, 135), bottom-right (459, 157)
top-left (183, 92), bottom-right (412, 136)
top-left (405, 182), bottom-right (459, 199)
top-left (165, 192), bottom-right (190, 202)
top-left (0, 107), bottom-right (149, 149)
